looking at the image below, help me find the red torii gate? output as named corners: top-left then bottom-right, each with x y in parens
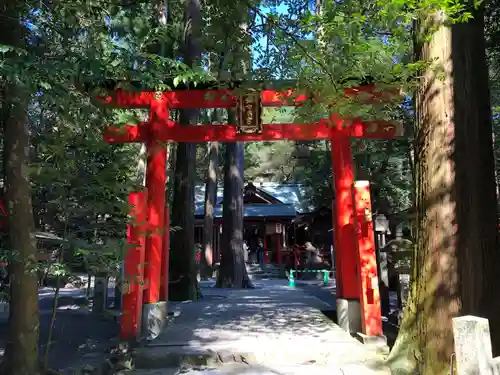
top-left (98, 83), bottom-right (401, 342)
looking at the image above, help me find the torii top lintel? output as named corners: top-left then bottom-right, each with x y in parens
top-left (98, 83), bottom-right (403, 143)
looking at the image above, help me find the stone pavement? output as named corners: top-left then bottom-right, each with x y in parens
top-left (134, 280), bottom-right (390, 375)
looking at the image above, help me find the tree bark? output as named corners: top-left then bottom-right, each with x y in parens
top-left (169, 140), bottom-right (198, 300)
top-left (169, 0), bottom-right (201, 301)
top-left (216, 114), bottom-right (252, 288)
top-left (214, 15), bottom-right (253, 288)
top-left (0, 2), bottom-right (40, 375)
top-left (1, 92), bottom-right (41, 375)
top-left (388, 6), bottom-right (500, 375)
top-left (201, 140), bottom-right (219, 278)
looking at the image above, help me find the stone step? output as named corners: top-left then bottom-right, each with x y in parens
top-left (248, 275), bottom-right (280, 281)
top-left (134, 346), bottom-right (257, 370)
top-left (246, 265), bottom-right (284, 280)
top-left (246, 269), bottom-right (280, 273)
top-left (128, 363), bottom-right (389, 375)
top-left (246, 265), bottom-right (282, 272)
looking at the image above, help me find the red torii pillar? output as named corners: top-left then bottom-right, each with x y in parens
top-left (111, 99), bottom-right (169, 341)
top-left (330, 130), bottom-right (361, 333)
top-left (141, 122), bottom-right (167, 339)
top-left (100, 84), bottom-right (401, 341)
top-left (160, 206), bottom-right (170, 302)
top-left (121, 191), bottom-right (147, 340)
top-left (329, 117), bottom-right (386, 337)
top-left (353, 181), bottom-right (383, 338)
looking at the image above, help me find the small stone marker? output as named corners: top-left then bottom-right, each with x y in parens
top-left (388, 240), bottom-right (412, 310)
top-left (398, 273), bottom-right (410, 310)
top-left (452, 315), bottom-right (500, 375)
top-left (93, 276), bottom-right (108, 314)
top-left (142, 301), bottom-right (167, 341)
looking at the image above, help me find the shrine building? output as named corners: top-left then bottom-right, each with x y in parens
top-left (194, 181), bottom-right (333, 264)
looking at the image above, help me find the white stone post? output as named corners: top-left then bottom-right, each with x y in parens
top-left (452, 315), bottom-right (500, 375)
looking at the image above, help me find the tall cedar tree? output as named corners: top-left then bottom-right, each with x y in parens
top-left (216, 13), bottom-right (253, 288)
top-left (0, 2), bottom-right (41, 375)
top-left (217, 137), bottom-right (252, 288)
top-left (388, 4), bottom-right (500, 375)
top-left (169, 0), bottom-right (201, 300)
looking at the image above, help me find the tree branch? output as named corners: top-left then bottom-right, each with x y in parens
top-left (246, 3), bottom-right (338, 88)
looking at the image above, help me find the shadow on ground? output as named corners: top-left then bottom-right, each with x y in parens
top-left (295, 281), bottom-right (400, 348)
top-left (0, 297), bottom-right (118, 373)
top-left (138, 280), bottom-right (390, 374)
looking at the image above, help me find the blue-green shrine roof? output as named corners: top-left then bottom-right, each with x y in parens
top-left (194, 203), bottom-right (297, 218)
top-left (194, 182), bottom-right (314, 218)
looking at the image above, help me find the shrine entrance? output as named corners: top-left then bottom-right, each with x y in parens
top-left (97, 82), bottom-right (402, 342)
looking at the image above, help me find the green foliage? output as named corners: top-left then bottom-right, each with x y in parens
top-left (31, 118), bottom-right (136, 238)
top-left (0, 0), bottom-right (484, 274)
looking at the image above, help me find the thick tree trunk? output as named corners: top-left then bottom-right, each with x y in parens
top-left (216, 115), bottom-right (252, 288)
top-left (214, 15), bottom-right (253, 288)
top-left (1, 92), bottom-right (41, 375)
top-left (169, 0), bottom-right (201, 301)
top-left (201, 141), bottom-right (219, 278)
top-left (388, 6), bottom-right (500, 375)
top-left (0, 3), bottom-right (40, 375)
top-left (169, 140), bottom-right (198, 300)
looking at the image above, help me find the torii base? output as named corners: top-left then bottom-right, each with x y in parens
top-left (142, 302), bottom-right (168, 341)
top-left (355, 332), bottom-right (389, 355)
top-left (336, 298), bottom-right (362, 334)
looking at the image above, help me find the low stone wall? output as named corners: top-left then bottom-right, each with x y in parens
top-left (452, 315), bottom-right (500, 375)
